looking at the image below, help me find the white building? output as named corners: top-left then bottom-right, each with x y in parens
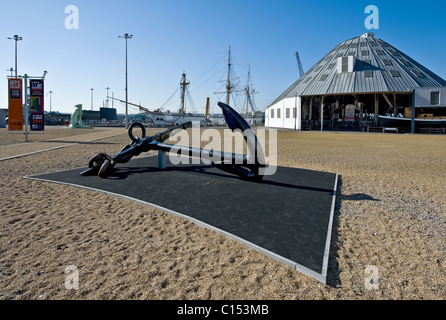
top-left (265, 33), bottom-right (446, 131)
top-left (265, 96), bottom-right (302, 130)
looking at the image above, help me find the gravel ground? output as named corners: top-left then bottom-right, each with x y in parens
top-left (0, 127), bottom-right (445, 300)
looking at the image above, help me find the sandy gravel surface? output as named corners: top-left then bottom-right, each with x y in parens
top-left (0, 127), bottom-right (104, 146)
top-left (0, 127), bottom-right (445, 300)
top-left (0, 127), bottom-right (126, 160)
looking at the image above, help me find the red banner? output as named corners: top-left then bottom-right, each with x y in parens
top-left (8, 78), bottom-right (23, 131)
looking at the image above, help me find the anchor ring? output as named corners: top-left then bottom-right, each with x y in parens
top-left (98, 160), bottom-right (113, 179)
top-left (128, 122), bottom-right (146, 143)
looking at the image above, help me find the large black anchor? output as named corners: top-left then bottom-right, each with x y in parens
top-left (81, 102), bottom-right (266, 182)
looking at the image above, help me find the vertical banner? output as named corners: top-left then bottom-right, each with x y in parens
top-left (30, 113), bottom-right (44, 131)
top-left (8, 78), bottom-right (23, 131)
top-left (29, 79), bottom-right (45, 131)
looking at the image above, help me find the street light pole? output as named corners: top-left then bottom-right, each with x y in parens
top-left (24, 74), bottom-right (29, 142)
top-left (105, 87), bottom-right (110, 107)
top-left (49, 91), bottom-right (53, 113)
top-left (91, 88), bottom-right (94, 111)
top-left (119, 33), bottom-right (133, 129)
top-left (7, 35), bottom-right (22, 78)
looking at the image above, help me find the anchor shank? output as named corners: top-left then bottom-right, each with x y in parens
top-left (155, 142), bottom-right (250, 165)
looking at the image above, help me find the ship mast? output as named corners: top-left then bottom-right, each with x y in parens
top-left (226, 47), bottom-right (233, 105)
top-left (215, 46), bottom-right (243, 106)
top-left (179, 71), bottom-right (190, 115)
top-left (245, 64), bottom-right (256, 116)
top-left (239, 64), bottom-right (258, 116)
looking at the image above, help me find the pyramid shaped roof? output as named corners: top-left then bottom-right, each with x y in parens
top-left (271, 33), bottom-right (446, 105)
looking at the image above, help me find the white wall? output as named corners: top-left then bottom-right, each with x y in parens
top-left (265, 96), bottom-right (301, 130)
top-left (413, 86), bottom-right (446, 108)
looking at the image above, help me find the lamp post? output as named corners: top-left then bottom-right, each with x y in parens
top-left (91, 88), bottom-right (94, 111)
top-left (105, 87), bottom-right (110, 108)
top-left (7, 35), bottom-right (22, 78)
top-left (119, 33), bottom-right (133, 129)
top-left (49, 91), bottom-right (53, 113)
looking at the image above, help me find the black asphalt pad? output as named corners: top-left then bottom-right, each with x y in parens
top-left (28, 156), bottom-right (338, 283)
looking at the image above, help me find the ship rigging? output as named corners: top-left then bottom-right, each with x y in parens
top-left (109, 47), bottom-right (264, 126)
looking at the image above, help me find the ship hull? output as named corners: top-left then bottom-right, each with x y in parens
top-left (378, 116), bottom-right (446, 128)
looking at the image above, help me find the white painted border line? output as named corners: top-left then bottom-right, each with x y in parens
top-left (320, 173), bottom-right (339, 284)
top-left (24, 168), bottom-right (339, 284)
top-left (0, 132), bottom-right (126, 162)
top-left (0, 130), bottom-right (112, 149)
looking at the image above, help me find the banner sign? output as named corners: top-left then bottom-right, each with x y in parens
top-left (29, 79), bottom-right (45, 131)
top-left (8, 78), bottom-right (23, 131)
top-left (31, 113), bottom-right (45, 131)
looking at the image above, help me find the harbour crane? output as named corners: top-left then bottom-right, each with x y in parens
top-left (295, 51), bottom-right (305, 78)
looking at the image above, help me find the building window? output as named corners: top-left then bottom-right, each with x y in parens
top-left (430, 91), bottom-right (440, 105)
top-left (293, 107), bottom-right (297, 118)
top-left (342, 56), bottom-right (349, 73)
top-left (364, 70), bottom-right (373, 78)
top-left (382, 59), bottom-right (391, 66)
top-left (389, 49), bottom-right (397, 55)
top-left (286, 108), bottom-right (290, 118)
top-left (389, 70), bottom-right (400, 77)
top-left (411, 70), bottom-right (423, 78)
top-left (361, 50), bottom-right (369, 56)
top-left (399, 59), bottom-right (410, 67)
top-left (277, 108), bottom-right (281, 119)
top-left (319, 74), bottom-right (329, 81)
top-left (304, 76), bottom-right (312, 83)
top-left (270, 109), bottom-right (274, 119)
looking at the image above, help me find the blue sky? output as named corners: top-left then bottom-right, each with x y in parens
top-left (1, 0), bottom-right (445, 115)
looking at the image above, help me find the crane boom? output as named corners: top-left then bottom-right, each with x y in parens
top-left (295, 51), bottom-right (305, 78)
